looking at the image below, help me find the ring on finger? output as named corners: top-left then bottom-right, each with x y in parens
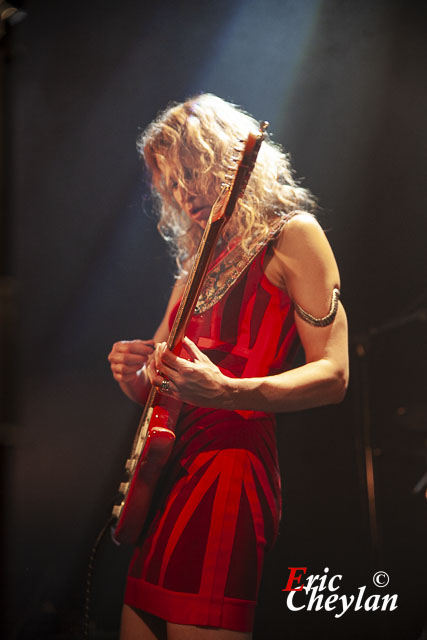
top-left (161, 379), bottom-right (170, 392)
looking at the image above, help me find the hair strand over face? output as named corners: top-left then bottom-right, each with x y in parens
top-left (138, 93), bottom-right (317, 276)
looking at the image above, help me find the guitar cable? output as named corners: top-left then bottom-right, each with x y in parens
top-left (82, 514), bottom-right (115, 639)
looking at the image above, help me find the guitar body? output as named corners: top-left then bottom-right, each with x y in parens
top-left (112, 424), bottom-right (175, 545)
top-left (112, 122), bottom-right (268, 545)
top-left (112, 394), bottom-right (182, 545)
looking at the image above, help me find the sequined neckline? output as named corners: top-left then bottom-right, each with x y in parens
top-left (194, 213), bottom-right (296, 315)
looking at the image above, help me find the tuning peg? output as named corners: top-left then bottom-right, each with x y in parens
top-left (112, 504), bottom-right (122, 518)
top-left (119, 482), bottom-right (129, 495)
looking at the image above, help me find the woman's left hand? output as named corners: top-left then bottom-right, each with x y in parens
top-left (147, 336), bottom-right (232, 408)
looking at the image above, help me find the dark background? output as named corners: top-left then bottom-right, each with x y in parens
top-left (2, 0), bottom-right (426, 638)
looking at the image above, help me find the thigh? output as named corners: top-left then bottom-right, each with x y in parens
top-left (120, 604), bottom-right (167, 640)
top-left (167, 622), bottom-right (252, 640)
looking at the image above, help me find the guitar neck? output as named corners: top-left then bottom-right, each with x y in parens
top-left (132, 215), bottom-right (225, 442)
top-left (168, 215), bottom-right (226, 352)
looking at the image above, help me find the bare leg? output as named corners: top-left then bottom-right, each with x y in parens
top-left (120, 604), bottom-right (167, 640)
top-left (120, 605), bottom-right (251, 640)
top-left (167, 622), bottom-right (252, 640)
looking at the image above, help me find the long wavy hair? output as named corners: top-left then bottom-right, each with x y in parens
top-left (138, 93), bottom-right (316, 275)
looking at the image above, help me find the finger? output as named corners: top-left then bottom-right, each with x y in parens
top-left (182, 336), bottom-right (208, 362)
top-left (154, 342), bottom-right (166, 371)
top-left (111, 362), bottom-right (141, 375)
top-left (156, 358), bottom-right (181, 382)
top-left (113, 371), bottom-right (140, 383)
top-left (108, 352), bottom-right (148, 365)
top-left (113, 340), bottom-right (155, 356)
top-left (161, 348), bottom-right (198, 377)
top-left (111, 362), bottom-right (140, 380)
top-left (156, 341), bottom-right (180, 369)
top-left (148, 357), bottom-right (173, 386)
top-left (158, 378), bottom-right (178, 397)
top-left (150, 369), bottom-right (167, 388)
top-left (147, 358), bottom-right (161, 386)
top-left (148, 365), bottom-right (178, 396)
top-left (159, 346), bottom-right (181, 370)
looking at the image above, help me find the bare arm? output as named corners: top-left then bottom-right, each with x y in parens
top-left (150, 214), bottom-right (349, 412)
top-left (108, 278), bottom-right (185, 404)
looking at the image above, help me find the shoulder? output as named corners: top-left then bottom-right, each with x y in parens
top-left (275, 213), bottom-right (327, 255)
top-left (274, 213), bottom-right (339, 280)
top-left (268, 213), bottom-right (341, 316)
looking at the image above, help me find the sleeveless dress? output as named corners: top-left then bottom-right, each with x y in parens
top-left (124, 244), bottom-right (300, 632)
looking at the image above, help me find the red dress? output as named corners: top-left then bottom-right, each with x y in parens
top-left (124, 245), bottom-right (299, 631)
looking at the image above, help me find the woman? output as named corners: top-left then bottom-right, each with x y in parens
top-left (108, 94), bottom-right (348, 640)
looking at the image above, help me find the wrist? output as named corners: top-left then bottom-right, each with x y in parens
top-left (221, 375), bottom-right (243, 410)
top-left (220, 375), bottom-right (266, 412)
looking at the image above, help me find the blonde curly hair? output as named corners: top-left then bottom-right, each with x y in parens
top-left (138, 93), bottom-right (316, 275)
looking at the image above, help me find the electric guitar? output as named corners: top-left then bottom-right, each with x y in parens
top-left (112, 121), bottom-right (268, 545)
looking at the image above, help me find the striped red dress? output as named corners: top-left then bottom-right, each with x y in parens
top-left (124, 244), bottom-right (299, 631)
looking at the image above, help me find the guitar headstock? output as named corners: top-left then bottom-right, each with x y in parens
top-left (209, 120), bottom-right (269, 224)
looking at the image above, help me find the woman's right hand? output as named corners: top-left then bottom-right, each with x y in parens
top-left (108, 339), bottom-right (155, 384)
